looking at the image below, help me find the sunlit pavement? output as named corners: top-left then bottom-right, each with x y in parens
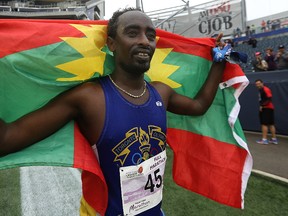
top-left (20, 167), bottom-right (82, 216)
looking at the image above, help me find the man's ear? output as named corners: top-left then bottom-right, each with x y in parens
top-left (107, 36), bottom-right (116, 52)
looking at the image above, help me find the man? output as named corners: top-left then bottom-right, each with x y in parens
top-left (274, 44), bottom-right (288, 70)
top-left (247, 36), bottom-right (257, 48)
top-left (261, 20), bottom-right (266, 32)
top-left (255, 79), bottom-right (278, 145)
top-left (252, 52), bottom-right (268, 72)
top-left (264, 48), bottom-right (277, 71)
top-left (0, 8), bottom-right (230, 215)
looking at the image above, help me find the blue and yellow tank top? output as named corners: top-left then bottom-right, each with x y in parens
top-left (97, 76), bottom-right (167, 216)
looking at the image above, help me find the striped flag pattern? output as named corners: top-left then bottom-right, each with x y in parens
top-left (0, 19), bottom-right (252, 214)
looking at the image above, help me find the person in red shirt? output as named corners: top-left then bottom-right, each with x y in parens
top-left (255, 79), bottom-right (278, 144)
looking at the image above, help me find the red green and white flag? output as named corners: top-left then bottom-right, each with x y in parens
top-left (0, 19), bottom-right (252, 214)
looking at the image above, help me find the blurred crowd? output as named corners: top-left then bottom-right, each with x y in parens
top-left (230, 17), bottom-right (288, 73)
top-left (233, 17), bottom-right (288, 38)
top-left (252, 45), bottom-right (288, 72)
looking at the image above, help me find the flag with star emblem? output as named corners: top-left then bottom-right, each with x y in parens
top-left (0, 19), bottom-right (252, 214)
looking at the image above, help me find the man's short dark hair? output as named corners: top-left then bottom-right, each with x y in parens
top-left (107, 8), bottom-right (142, 39)
top-left (255, 79), bottom-right (263, 83)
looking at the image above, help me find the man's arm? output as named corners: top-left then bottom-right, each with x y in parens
top-left (154, 36), bottom-right (231, 116)
top-left (274, 52), bottom-right (281, 61)
top-left (164, 61), bottom-right (226, 116)
top-left (0, 85), bottom-right (86, 156)
top-left (157, 34), bottom-right (232, 115)
top-left (260, 98), bottom-right (272, 106)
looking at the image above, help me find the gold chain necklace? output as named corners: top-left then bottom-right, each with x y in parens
top-left (108, 75), bottom-right (147, 98)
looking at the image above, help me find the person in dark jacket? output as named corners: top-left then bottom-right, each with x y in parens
top-left (275, 45), bottom-right (288, 70)
top-left (264, 47), bottom-right (277, 71)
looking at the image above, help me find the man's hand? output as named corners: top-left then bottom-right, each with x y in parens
top-left (212, 33), bottom-right (247, 64)
top-left (212, 44), bottom-right (232, 62)
top-left (212, 33), bottom-right (231, 62)
top-left (215, 33), bottom-right (225, 48)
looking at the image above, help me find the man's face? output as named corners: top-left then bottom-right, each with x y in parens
top-left (256, 55), bottom-right (261, 60)
top-left (278, 47), bottom-right (284, 53)
top-left (255, 81), bottom-right (263, 89)
top-left (109, 11), bottom-right (156, 75)
top-left (266, 50), bottom-right (271, 55)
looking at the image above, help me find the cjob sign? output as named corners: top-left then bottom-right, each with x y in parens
top-left (154, 0), bottom-right (245, 38)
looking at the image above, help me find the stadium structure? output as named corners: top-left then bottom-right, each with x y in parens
top-left (0, 0), bottom-right (287, 134)
top-left (0, 0), bottom-right (105, 20)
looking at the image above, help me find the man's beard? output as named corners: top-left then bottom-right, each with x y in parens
top-left (120, 61), bottom-right (150, 75)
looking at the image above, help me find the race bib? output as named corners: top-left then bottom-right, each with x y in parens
top-left (119, 150), bottom-right (167, 215)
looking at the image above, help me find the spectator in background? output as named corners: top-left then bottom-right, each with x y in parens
top-left (252, 52), bottom-right (268, 72)
top-left (272, 19), bottom-right (281, 30)
top-left (261, 20), bottom-right (266, 32)
top-left (251, 24), bottom-right (256, 35)
top-left (264, 48), bottom-right (277, 71)
top-left (275, 19), bottom-right (281, 30)
top-left (255, 79), bottom-right (278, 145)
top-left (245, 26), bottom-right (252, 37)
top-left (236, 27), bottom-right (242, 37)
top-left (271, 20), bottom-right (278, 31)
top-left (266, 20), bottom-right (271, 31)
top-left (274, 45), bottom-right (288, 70)
top-left (248, 37), bottom-right (257, 48)
top-left (236, 27), bottom-right (241, 37)
top-left (224, 39), bottom-right (234, 47)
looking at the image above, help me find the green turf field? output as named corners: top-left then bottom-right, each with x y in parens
top-left (162, 148), bottom-right (288, 216)
top-left (0, 147), bottom-right (287, 215)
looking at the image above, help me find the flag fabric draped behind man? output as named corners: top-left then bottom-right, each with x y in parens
top-left (0, 19), bottom-right (252, 214)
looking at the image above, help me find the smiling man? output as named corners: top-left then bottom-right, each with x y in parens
top-left (0, 8), bottom-right (229, 216)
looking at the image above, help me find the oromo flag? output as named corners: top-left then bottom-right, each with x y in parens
top-left (0, 19), bottom-right (252, 214)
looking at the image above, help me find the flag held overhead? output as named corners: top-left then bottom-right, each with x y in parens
top-left (0, 19), bottom-right (252, 213)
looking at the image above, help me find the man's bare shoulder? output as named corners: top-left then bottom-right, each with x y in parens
top-left (56, 77), bottom-right (104, 106)
top-left (150, 81), bottom-right (174, 108)
top-left (69, 78), bottom-right (103, 95)
top-left (77, 77), bottom-right (102, 90)
top-left (150, 81), bottom-right (173, 93)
